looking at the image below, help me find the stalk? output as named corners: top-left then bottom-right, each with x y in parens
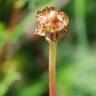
top-left (49, 42), bottom-right (57, 96)
top-left (35, 6), bottom-right (69, 96)
top-left (74, 0), bottom-right (87, 47)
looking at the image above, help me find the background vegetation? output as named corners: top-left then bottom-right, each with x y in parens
top-left (0, 0), bottom-right (96, 96)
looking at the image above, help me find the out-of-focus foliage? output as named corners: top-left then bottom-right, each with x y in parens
top-left (0, 24), bottom-right (7, 49)
top-left (0, 0), bottom-right (96, 96)
top-left (0, 0), bottom-right (52, 48)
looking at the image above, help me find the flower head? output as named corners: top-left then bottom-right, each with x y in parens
top-left (35, 7), bottom-right (69, 43)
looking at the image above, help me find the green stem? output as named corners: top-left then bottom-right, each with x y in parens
top-left (74, 0), bottom-right (87, 47)
top-left (49, 42), bottom-right (57, 96)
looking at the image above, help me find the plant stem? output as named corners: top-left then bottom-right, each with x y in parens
top-left (74, 0), bottom-right (87, 47)
top-left (49, 42), bottom-right (57, 96)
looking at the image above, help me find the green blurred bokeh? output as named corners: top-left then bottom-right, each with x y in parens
top-left (0, 0), bottom-right (96, 96)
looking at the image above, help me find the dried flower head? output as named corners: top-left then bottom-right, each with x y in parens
top-left (35, 7), bottom-right (69, 43)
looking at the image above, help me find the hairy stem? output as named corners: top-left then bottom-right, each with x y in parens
top-left (49, 42), bottom-right (57, 96)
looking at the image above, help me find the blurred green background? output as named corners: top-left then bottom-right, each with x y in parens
top-left (0, 0), bottom-right (96, 96)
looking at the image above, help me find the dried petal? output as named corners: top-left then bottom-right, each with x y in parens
top-left (35, 7), bottom-right (69, 42)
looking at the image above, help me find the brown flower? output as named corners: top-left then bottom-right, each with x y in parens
top-left (35, 7), bottom-right (69, 43)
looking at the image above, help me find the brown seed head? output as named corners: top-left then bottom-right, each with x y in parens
top-left (35, 7), bottom-right (69, 43)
